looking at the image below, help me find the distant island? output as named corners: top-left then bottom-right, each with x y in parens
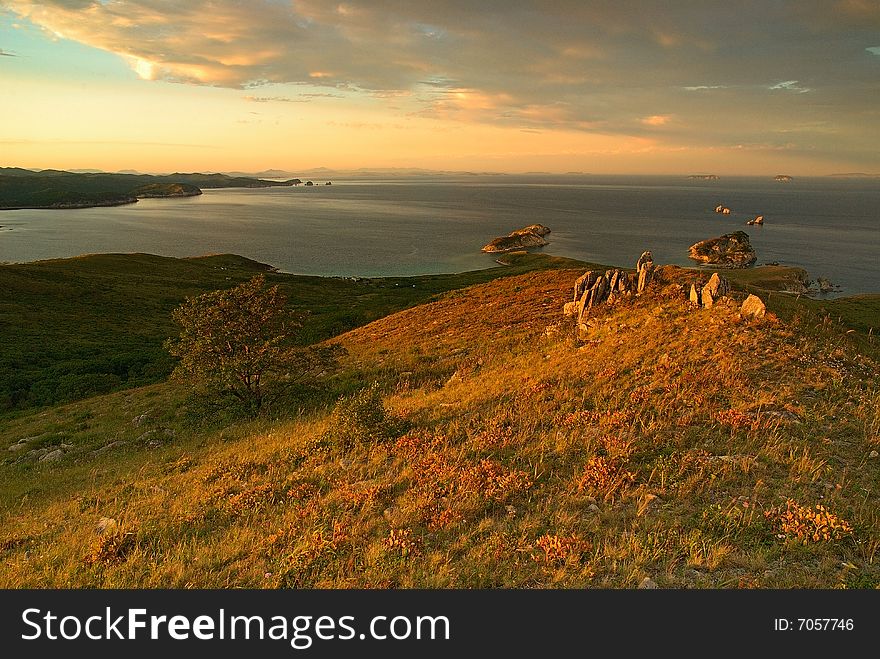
top-left (774, 175), bottom-right (793, 182)
top-left (482, 224), bottom-right (551, 253)
top-left (688, 174), bottom-right (719, 180)
top-left (0, 168), bottom-right (298, 210)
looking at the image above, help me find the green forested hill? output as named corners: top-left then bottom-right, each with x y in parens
top-left (0, 170), bottom-right (296, 209)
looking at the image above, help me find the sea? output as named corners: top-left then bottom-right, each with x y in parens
top-left (0, 175), bottom-right (877, 296)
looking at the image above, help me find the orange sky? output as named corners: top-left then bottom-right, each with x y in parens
top-left (1, 1), bottom-right (879, 175)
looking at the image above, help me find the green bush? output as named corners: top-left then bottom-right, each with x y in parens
top-left (323, 383), bottom-right (399, 449)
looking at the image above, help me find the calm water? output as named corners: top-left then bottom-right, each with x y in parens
top-left (0, 175), bottom-right (877, 295)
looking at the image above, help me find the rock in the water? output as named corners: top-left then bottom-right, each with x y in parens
top-left (482, 224), bottom-right (551, 253)
top-left (816, 277), bottom-right (834, 293)
top-left (740, 294), bottom-right (766, 318)
top-left (638, 577), bottom-right (658, 589)
top-left (746, 215), bottom-right (764, 226)
top-left (688, 231), bottom-right (757, 268)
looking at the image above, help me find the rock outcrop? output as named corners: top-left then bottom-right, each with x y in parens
top-left (563, 250), bottom-right (655, 323)
top-left (688, 231), bottom-right (757, 268)
top-left (746, 215), bottom-right (764, 226)
top-left (482, 224), bottom-right (551, 253)
top-left (689, 272), bottom-right (731, 308)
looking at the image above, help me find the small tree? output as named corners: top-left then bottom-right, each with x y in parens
top-left (165, 274), bottom-right (339, 415)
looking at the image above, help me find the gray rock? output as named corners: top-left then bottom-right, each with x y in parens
top-left (39, 449), bottom-right (63, 462)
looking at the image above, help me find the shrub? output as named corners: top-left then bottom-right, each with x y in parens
top-left (765, 500), bottom-right (853, 543)
top-left (323, 383), bottom-right (398, 449)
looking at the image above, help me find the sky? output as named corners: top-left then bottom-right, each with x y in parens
top-left (1, 0), bottom-right (879, 175)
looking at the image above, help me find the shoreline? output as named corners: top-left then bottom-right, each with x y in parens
top-left (0, 250), bottom-right (875, 300)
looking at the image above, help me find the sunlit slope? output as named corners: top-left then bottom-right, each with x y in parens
top-left (1, 264), bottom-right (878, 588)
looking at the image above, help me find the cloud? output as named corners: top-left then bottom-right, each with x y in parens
top-left (2, 0), bottom-right (878, 159)
top-left (245, 95), bottom-right (309, 104)
top-left (641, 115), bottom-right (672, 127)
top-left (769, 80), bottom-right (812, 93)
top-left (0, 48), bottom-right (17, 56)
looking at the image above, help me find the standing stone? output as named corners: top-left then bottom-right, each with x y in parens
top-left (563, 301), bottom-right (578, 317)
top-left (608, 270), bottom-right (619, 293)
top-left (703, 272), bottom-right (730, 298)
top-left (573, 271), bottom-right (597, 302)
top-left (636, 250), bottom-right (654, 272)
top-left (700, 272), bottom-right (730, 308)
top-left (740, 294), bottom-right (766, 319)
top-left (637, 265), bottom-right (653, 294)
top-left (689, 284), bottom-right (701, 306)
top-left (591, 276), bottom-right (607, 307)
top-left (635, 251), bottom-right (655, 294)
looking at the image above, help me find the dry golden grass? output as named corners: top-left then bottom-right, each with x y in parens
top-left (1, 266), bottom-right (878, 588)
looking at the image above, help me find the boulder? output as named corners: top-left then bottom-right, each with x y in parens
top-left (638, 577), bottom-right (658, 589)
top-left (688, 231), bottom-right (757, 268)
top-left (38, 449), bottom-right (63, 462)
top-left (740, 294), bottom-right (766, 319)
top-left (563, 301), bottom-right (578, 317)
top-left (96, 517), bottom-right (118, 535)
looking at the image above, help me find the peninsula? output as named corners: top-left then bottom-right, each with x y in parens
top-left (0, 169), bottom-right (298, 210)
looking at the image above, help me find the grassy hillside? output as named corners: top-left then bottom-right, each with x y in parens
top-left (0, 252), bottom-right (587, 412)
top-left (1, 261), bottom-right (877, 588)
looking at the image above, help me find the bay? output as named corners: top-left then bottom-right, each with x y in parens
top-left (0, 175), bottom-right (877, 295)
